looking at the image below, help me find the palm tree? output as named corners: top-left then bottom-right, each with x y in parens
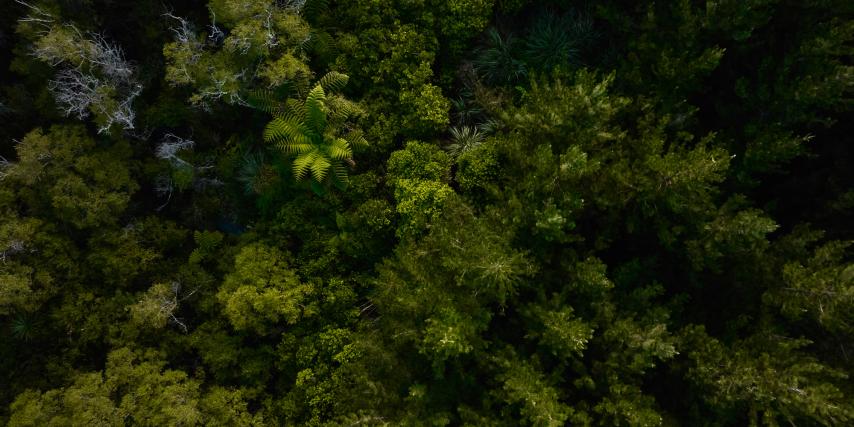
top-left (256, 72), bottom-right (367, 191)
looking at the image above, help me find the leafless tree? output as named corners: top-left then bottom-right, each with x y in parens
top-left (281, 0), bottom-right (307, 13)
top-left (49, 68), bottom-right (141, 133)
top-left (48, 68), bottom-right (102, 119)
top-left (0, 155), bottom-right (11, 180)
top-left (163, 11), bottom-right (196, 45)
top-left (13, 1), bottom-right (54, 28)
top-left (208, 11), bottom-right (225, 44)
top-left (155, 133), bottom-right (195, 166)
top-left (17, 1), bottom-right (142, 134)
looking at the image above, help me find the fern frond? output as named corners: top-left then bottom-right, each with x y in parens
top-left (332, 163), bottom-right (349, 184)
top-left (317, 71), bottom-right (349, 93)
top-left (305, 85), bottom-right (328, 133)
top-left (246, 89), bottom-right (282, 115)
top-left (310, 155), bottom-right (331, 182)
top-left (264, 117), bottom-right (312, 146)
top-left (329, 138), bottom-right (352, 160)
top-left (344, 129), bottom-right (368, 147)
top-left (293, 151), bottom-right (317, 180)
top-left (278, 142), bottom-right (313, 154)
top-left (302, 0), bottom-right (330, 19)
top-left (308, 30), bottom-right (339, 63)
top-left (281, 98), bottom-right (307, 122)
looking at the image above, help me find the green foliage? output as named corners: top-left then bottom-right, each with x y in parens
top-left (398, 82), bottom-right (451, 136)
top-left (522, 11), bottom-right (595, 73)
top-left (260, 72), bottom-right (367, 190)
top-left (335, 199), bottom-right (396, 260)
top-left (522, 303), bottom-right (592, 358)
top-left (164, 0), bottom-right (313, 108)
top-left (6, 126), bottom-right (137, 229)
top-left (433, 0), bottom-right (495, 56)
top-left (387, 140), bottom-right (452, 183)
top-left (493, 351), bottom-right (573, 426)
top-left (7, 347), bottom-right (258, 426)
top-left (765, 235), bottom-right (854, 336)
top-left (189, 230), bottom-right (224, 264)
top-left (473, 28), bottom-right (528, 85)
top-left (455, 139), bottom-right (499, 193)
top-left (130, 282), bottom-right (180, 330)
top-left (682, 327), bottom-right (854, 426)
top-left (393, 180), bottom-right (454, 240)
top-left (446, 125), bottom-right (486, 157)
top-left (217, 243), bottom-right (315, 334)
top-left (1, 0), bottom-right (853, 425)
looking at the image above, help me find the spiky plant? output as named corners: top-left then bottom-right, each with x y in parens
top-left (255, 72), bottom-right (367, 191)
top-left (446, 126), bottom-right (486, 157)
top-left (237, 151), bottom-right (280, 195)
top-left (523, 11), bottom-right (595, 72)
top-left (473, 28), bottom-right (528, 85)
top-left (10, 313), bottom-right (38, 341)
top-left (451, 95), bottom-right (485, 125)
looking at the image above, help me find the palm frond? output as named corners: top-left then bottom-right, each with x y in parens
top-left (473, 28), bottom-right (527, 85)
top-left (237, 151), bottom-right (266, 194)
top-left (522, 11), bottom-right (595, 71)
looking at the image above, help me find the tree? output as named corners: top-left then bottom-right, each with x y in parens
top-left (15, 2), bottom-right (142, 133)
top-left (217, 243), bottom-right (315, 334)
top-left (5, 125), bottom-right (137, 230)
top-left (259, 71), bottom-right (367, 192)
top-left (7, 347), bottom-right (261, 426)
top-left (162, 0), bottom-right (314, 109)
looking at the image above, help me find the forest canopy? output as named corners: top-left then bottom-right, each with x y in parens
top-left (0, 0), bottom-right (852, 425)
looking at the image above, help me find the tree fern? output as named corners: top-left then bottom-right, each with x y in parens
top-left (330, 138), bottom-right (353, 160)
top-left (255, 72), bottom-right (366, 192)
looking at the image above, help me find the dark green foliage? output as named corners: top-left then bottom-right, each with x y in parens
top-left (473, 28), bottom-right (528, 85)
top-left (522, 11), bottom-right (595, 73)
top-left (0, 0), bottom-right (852, 425)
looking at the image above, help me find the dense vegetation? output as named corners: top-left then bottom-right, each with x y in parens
top-left (1, 0), bottom-right (852, 425)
